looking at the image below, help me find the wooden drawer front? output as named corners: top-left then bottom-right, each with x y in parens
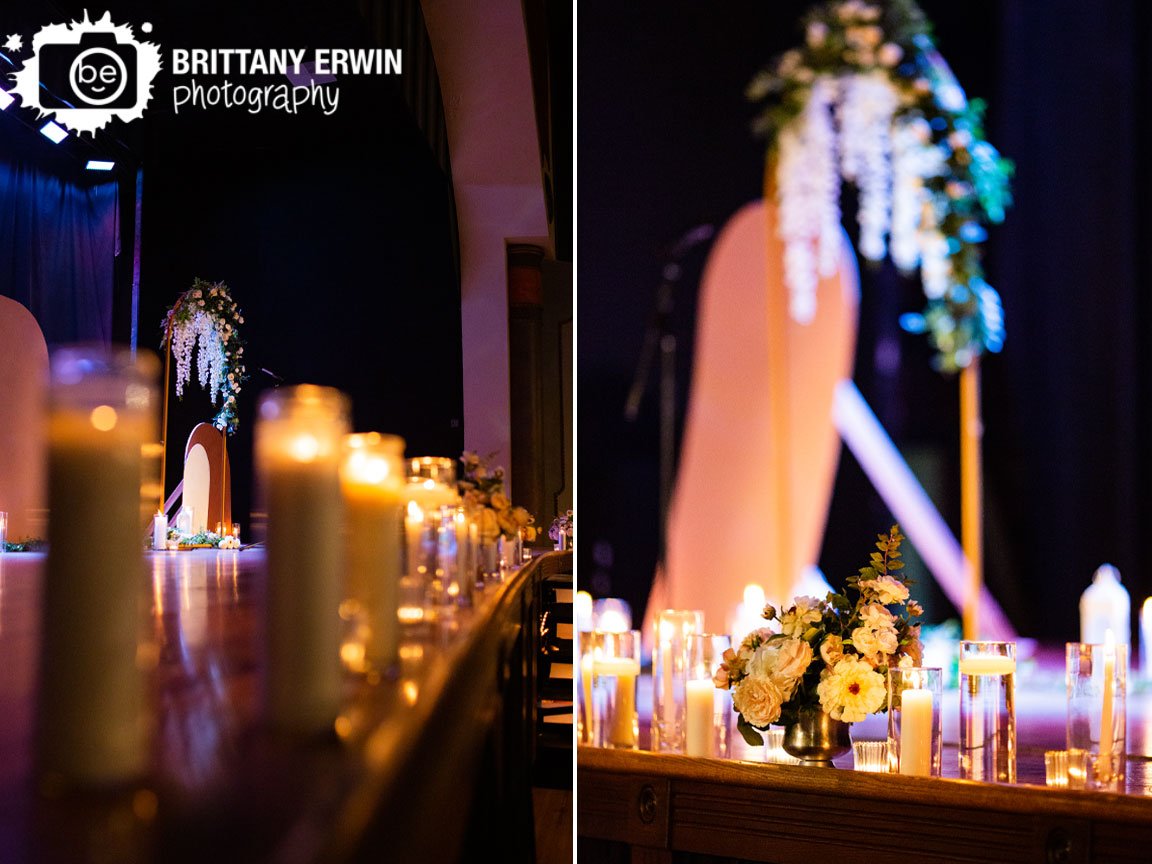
top-left (578, 767), bottom-right (670, 849)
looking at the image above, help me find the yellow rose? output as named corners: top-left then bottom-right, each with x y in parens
top-left (478, 507), bottom-right (500, 541)
top-left (496, 508), bottom-right (520, 537)
top-left (511, 506), bottom-right (533, 527)
top-left (490, 492), bottom-right (510, 511)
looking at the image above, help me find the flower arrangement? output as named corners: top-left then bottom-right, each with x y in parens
top-left (457, 450), bottom-right (537, 543)
top-left (162, 277), bottom-right (247, 433)
top-left (747, 0), bottom-right (1013, 372)
top-left (549, 510), bottom-right (574, 547)
top-left (715, 525), bottom-right (923, 745)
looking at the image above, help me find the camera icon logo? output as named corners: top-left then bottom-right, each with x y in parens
top-left (44, 32), bottom-right (137, 108)
top-left (10, 11), bottom-right (161, 134)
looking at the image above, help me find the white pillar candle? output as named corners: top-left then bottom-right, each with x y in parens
top-left (405, 500), bottom-right (426, 581)
top-left (152, 512), bottom-right (167, 550)
top-left (595, 656), bottom-right (640, 747)
top-left (1101, 630), bottom-right (1116, 762)
top-left (257, 385), bottom-right (349, 734)
top-left (899, 688), bottom-right (934, 776)
top-left (580, 652), bottom-right (595, 744)
top-left (957, 654), bottom-right (1016, 676)
top-left (341, 432), bottom-right (406, 672)
top-left (1141, 599), bottom-right (1152, 680)
top-left (685, 679), bottom-right (716, 757)
top-left (37, 346), bottom-right (158, 784)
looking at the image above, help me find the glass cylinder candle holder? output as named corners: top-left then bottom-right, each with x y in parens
top-left (887, 666), bottom-right (943, 777)
top-left (959, 640), bottom-right (1017, 782)
top-left (405, 457), bottom-right (461, 613)
top-left (591, 629), bottom-right (641, 749)
top-left (340, 432), bottom-right (406, 673)
top-left (685, 633), bottom-right (732, 758)
top-left (37, 344), bottom-right (160, 784)
top-left (256, 385), bottom-right (350, 734)
top-left (592, 597), bottom-right (632, 633)
top-left (651, 609), bottom-right (704, 752)
top-left (1067, 640), bottom-right (1127, 791)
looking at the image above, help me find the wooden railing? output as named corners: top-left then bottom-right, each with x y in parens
top-left (0, 547), bottom-right (572, 864)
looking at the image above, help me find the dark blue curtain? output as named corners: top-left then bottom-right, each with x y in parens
top-left (0, 124), bottom-right (119, 347)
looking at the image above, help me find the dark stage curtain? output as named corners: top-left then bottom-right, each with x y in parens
top-left (0, 137), bottom-right (118, 347)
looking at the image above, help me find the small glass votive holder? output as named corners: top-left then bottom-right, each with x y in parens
top-left (590, 629), bottom-right (641, 749)
top-left (1067, 641), bottom-right (1127, 791)
top-left (852, 740), bottom-right (889, 773)
top-left (684, 633), bottom-right (732, 758)
top-left (959, 640), bottom-right (1017, 782)
top-left (762, 727), bottom-right (799, 764)
top-left (1044, 750), bottom-right (1069, 788)
top-left (888, 666), bottom-right (943, 777)
top-left (651, 609), bottom-right (704, 752)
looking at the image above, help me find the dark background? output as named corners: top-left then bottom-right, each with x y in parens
top-left (577, 0), bottom-right (1150, 644)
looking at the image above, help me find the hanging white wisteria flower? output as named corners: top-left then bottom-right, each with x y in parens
top-left (162, 278), bottom-right (247, 433)
top-left (747, 0), bottom-right (1013, 372)
top-left (775, 76), bottom-right (841, 323)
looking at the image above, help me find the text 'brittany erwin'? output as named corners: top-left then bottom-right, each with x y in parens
top-left (170, 48), bottom-right (403, 77)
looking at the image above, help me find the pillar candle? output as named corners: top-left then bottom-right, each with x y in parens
top-left (153, 512), bottom-right (167, 550)
top-left (899, 688), bottom-right (934, 776)
top-left (1141, 599), bottom-right (1152, 681)
top-left (1101, 631), bottom-right (1116, 762)
top-left (341, 432), bottom-right (406, 671)
top-left (37, 347), bottom-right (158, 784)
top-left (595, 656), bottom-right (639, 747)
top-left (257, 385), bottom-right (349, 733)
top-left (580, 652), bottom-right (595, 744)
top-left (685, 679), bottom-right (716, 757)
top-left (405, 501), bottom-right (425, 581)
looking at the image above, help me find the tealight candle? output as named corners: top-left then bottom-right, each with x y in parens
top-left (340, 432), bottom-right (406, 671)
top-left (36, 346), bottom-right (159, 783)
top-left (256, 385), bottom-right (349, 733)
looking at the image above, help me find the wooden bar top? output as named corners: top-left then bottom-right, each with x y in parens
top-left (0, 547), bottom-right (569, 864)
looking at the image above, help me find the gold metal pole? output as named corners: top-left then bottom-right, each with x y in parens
top-left (960, 360), bottom-right (983, 640)
top-left (159, 311), bottom-right (174, 516)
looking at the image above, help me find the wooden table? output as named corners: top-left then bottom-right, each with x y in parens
top-left (578, 675), bottom-right (1152, 864)
top-left (0, 547), bottom-right (572, 864)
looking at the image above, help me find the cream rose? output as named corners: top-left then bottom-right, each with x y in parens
top-left (859, 575), bottom-right (909, 605)
top-left (820, 634), bottom-right (844, 666)
top-left (773, 638), bottom-right (813, 683)
top-left (733, 675), bottom-right (784, 728)
top-left (851, 625), bottom-right (899, 665)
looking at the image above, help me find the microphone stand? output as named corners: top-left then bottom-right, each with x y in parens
top-left (624, 225), bottom-right (714, 572)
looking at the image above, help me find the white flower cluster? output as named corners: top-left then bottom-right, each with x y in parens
top-left (837, 72), bottom-right (898, 261)
top-left (890, 117), bottom-right (944, 272)
top-left (777, 71), bottom-right (905, 323)
top-left (776, 76), bottom-right (840, 324)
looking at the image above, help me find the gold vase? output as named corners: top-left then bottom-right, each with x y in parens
top-left (782, 706), bottom-right (852, 764)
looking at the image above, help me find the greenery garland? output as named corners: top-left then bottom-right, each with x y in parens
top-left (747, 0), bottom-right (1013, 372)
top-left (161, 277), bottom-right (247, 433)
